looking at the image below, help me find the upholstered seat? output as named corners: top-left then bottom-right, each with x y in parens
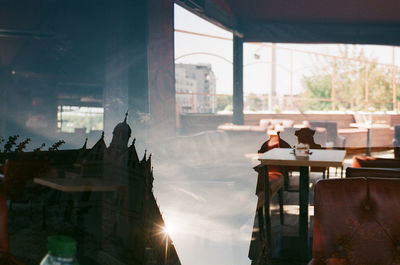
top-left (310, 178), bottom-right (400, 265)
top-left (346, 166), bottom-right (400, 178)
top-left (352, 155), bottom-right (400, 168)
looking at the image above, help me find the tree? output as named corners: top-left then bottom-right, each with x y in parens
top-left (302, 45), bottom-right (397, 111)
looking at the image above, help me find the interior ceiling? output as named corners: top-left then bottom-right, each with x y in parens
top-left (0, 1), bottom-right (107, 82)
top-left (226, 0), bottom-right (400, 24)
top-left (199, 0), bottom-right (400, 44)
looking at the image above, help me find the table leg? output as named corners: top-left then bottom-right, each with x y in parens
top-left (299, 166), bottom-right (309, 261)
top-left (262, 166), bottom-right (272, 260)
top-left (366, 128), bottom-right (371, 156)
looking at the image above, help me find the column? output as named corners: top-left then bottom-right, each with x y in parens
top-left (233, 36), bottom-right (244, 125)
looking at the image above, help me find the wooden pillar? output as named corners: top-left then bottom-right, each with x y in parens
top-left (233, 36), bottom-right (244, 125)
top-left (147, 0), bottom-right (176, 139)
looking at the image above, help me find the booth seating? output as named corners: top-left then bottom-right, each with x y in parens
top-left (217, 119), bottom-right (294, 139)
top-left (310, 178), bottom-right (400, 265)
top-left (0, 194), bottom-right (25, 265)
top-left (248, 134), bottom-right (289, 263)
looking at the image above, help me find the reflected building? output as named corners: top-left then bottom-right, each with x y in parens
top-left (175, 63), bottom-right (216, 113)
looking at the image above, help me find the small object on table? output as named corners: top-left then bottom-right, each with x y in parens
top-left (294, 143), bottom-right (310, 158)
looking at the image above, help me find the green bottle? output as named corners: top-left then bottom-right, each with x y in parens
top-left (40, 235), bottom-right (79, 265)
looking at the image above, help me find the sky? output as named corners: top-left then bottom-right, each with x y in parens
top-left (174, 4), bottom-right (400, 96)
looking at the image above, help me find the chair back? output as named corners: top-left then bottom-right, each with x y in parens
top-left (308, 121), bottom-right (339, 143)
top-left (352, 156), bottom-right (400, 168)
top-left (295, 127), bottom-right (322, 149)
top-left (311, 178), bottom-right (400, 265)
top-left (346, 166), bottom-right (400, 178)
top-left (258, 133), bottom-right (291, 154)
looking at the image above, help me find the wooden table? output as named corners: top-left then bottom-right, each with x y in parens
top-left (258, 148), bottom-right (346, 261)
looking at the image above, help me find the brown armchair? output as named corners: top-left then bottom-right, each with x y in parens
top-left (310, 178), bottom-right (400, 265)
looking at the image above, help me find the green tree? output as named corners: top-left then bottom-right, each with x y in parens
top-left (302, 75), bottom-right (332, 111)
top-left (302, 45), bottom-right (396, 111)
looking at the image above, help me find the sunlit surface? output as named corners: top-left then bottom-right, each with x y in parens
top-left (163, 221), bottom-right (176, 237)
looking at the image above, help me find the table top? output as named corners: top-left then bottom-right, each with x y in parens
top-left (258, 148), bottom-right (346, 167)
top-left (34, 177), bottom-right (123, 192)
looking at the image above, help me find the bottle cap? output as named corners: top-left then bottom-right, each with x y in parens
top-left (47, 235), bottom-right (77, 257)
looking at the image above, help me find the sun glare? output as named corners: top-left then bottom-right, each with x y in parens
top-left (163, 222), bottom-right (175, 235)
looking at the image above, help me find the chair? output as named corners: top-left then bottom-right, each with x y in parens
top-left (0, 194), bottom-right (25, 265)
top-left (310, 178), bottom-right (400, 265)
top-left (346, 166), bottom-right (400, 178)
top-left (295, 128), bottom-right (328, 178)
top-left (306, 121), bottom-right (346, 149)
top-left (352, 155), bottom-right (400, 168)
top-left (249, 134), bottom-right (289, 263)
top-left (393, 124), bottom-right (400, 158)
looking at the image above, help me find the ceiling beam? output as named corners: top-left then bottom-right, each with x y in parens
top-left (175, 0), bottom-right (243, 37)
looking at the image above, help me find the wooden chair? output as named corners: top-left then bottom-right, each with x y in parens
top-left (295, 128), bottom-right (329, 178)
top-left (249, 134), bottom-right (290, 264)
